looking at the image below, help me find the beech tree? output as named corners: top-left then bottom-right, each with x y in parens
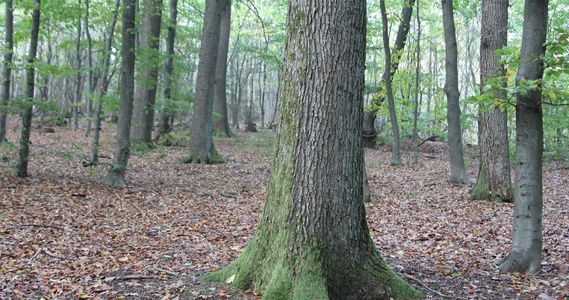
top-left (0, 0), bottom-right (14, 143)
top-left (182, 0), bottom-right (224, 164)
top-left (442, 0), bottom-right (471, 184)
top-left (102, 0), bottom-right (136, 186)
top-left (17, 0), bottom-right (41, 178)
top-left (203, 0), bottom-right (421, 298)
top-left (472, 0), bottom-right (512, 201)
top-left (213, 0), bottom-right (233, 138)
top-left (499, 0), bottom-right (548, 274)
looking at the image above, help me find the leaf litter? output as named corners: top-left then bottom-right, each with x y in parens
top-left (0, 118), bottom-right (567, 299)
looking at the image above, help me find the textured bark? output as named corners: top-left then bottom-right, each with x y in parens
top-left (17, 0), bottom-right (41, 178)
top-left (203, 1), bottom-right (421, 298)
top-left (157, 0), bottom-right (178, 139)
top-left (362, 0), bottom-right (415, 148)
top-left (472, 0), bottom-right (512, 201)
top-left (102, 0), bottom-right (136, 186)
top-left (442, 0), bottom-right (471, 184)
top-left (132, 0), bottom-right (162, 146)
top-left (90, 0), bottom-right (120, 163)
top-left (380, 0), bottom-right (401, 166)
top-left (184, 0), bottom-right (224, 164)
top-left (0, 0), bottom-right (14, 143)
top-left (499, 0), bottom-right (547, 274)
top-left (213, 0), bottom-right (234, 138)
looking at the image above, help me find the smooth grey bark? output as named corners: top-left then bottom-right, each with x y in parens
top-left (132, 0), bottom-right (162, 146)
top-left (213, 0), bottom-right (233, 138)
top-left (102, 0), bottom-right (136, 186)
top-left (183, 0), bottom-right (224, 164)
top-left (442, 0), bottom-right (471, 184)
top-left (472, 0), bottom-right (512, 201)
top-left (363, 0), bottom-right (415, 148)
top-left (0, 0), bottom-right (14, 143)
top-left (499, 0), bottom-right (548, 274)
top-left (380, 0), bottom-right (402, 166)
top-left (89, 0), bottom-right (120, 164)
top-left (204, 0), bottom-right (421, 297)
top-left (84, 0), bottom-right (95, 137)
top-left (73, 0), bottom-right (82, 131)
top-left (18, 0), bottom-right (41, 178)
top-left (157, 0), bottom-right (178, 139)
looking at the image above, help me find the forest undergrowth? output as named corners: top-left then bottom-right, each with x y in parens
top-left (1, 117), bottom-right (568, 299)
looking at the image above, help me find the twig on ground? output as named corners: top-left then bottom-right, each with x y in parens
top-left (405, 274), bottom-right (455, 299)
top-left (8, 224), bottom-right (64, 230)
top-left (42, 249), bottom-right (77, 261)
top-left (113, 275), bottom-right (161, 281)
top-left (4, 248), bottom-right (45, 272)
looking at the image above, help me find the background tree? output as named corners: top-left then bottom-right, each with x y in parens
top-left (0, 0), bottom-right (14, 143)
top-left (17, 0), bottom-right (41, 178)
top-left (499, 0), bottom-right (548, 273)
top-left (472, 0), bottom-right (512, 201)
top-left (213, 0), bottom-right (233, 138)
top-left (182, 0), bottom-right (224, 164)
top-left (132, 0), bottom-right (163, 146)
top-left (102, 0), bottom-right (137, 186)
top-left (72, 0), bottom-right (83, 131)
top-left (203, 0), bottom-right (421, 297)
top-left (442, 0), bottom-right (471, 184)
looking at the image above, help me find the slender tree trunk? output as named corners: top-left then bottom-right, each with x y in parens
top-left (499, 0), bottom-right (548, 274)
top-left (157, 0), bottom-right (178, 139)
top-left (204, 1), bottom-right (421, 297)
top-left (442, 0), bottom-right (471, 184)
top-left (84, 0), bottom-right (94, 137)
top-left (102, 0), bottom-right (136, 186)
top-left (472, 0), bottom-right (512, 201)
top-left (0, 0), bottom-right (14, 143)
top-left (362, 0), bottom-right (415, 148)
top-left (18, 0), bottom-right (41, 178)
top-left (412, 0), bottom-right (421, 163)
top-left (132, 0), bottom-right (162, 146)
top-left (380, 0), bottom-right (402, 166)
top-left (90, 0), bottom-right (120, 164)
top-left (73, 0), bottom-right (82, 131)
top-left (213, 0), bottom-right (233, 138)
top-left (182, 0), bottom-right (224, 164)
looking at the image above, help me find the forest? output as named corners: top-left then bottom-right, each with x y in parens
top-left (0, 0), bottom-right (568, 299)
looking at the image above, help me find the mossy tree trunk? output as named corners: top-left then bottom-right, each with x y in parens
top-left (184, 0), bottom-right (224, 164)
top-left (203, 1), bottom-right (421, 298)
top-left (472, 0), bottom-right (512, 202)
top-left (499, 0), bottom-right (547, 274)
top-left (102, 0), bottom-right (136, 187)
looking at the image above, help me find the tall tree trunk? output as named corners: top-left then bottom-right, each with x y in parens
top-left (213, 0), bottom-right (233, 138)
top-left (84, 0), bottom-right (94, 137)
top-left (380, 0), bottom-right (402, 166)
top-left (18, 0), bottom-right (41, 178)
top-left (157, 0), bottom-right (179, 139)
top-left (89, 0), bottom-right (120, 164)
top-left (412, 0), bottom-right (421, 164)
top-left (362, 0), bottom-right (415, 148)
top-left (102, 0), bottom-right (136, 186)
top-left (204, 0), bottom-right (421, 298)
top-left (0, 0), bottom-right (14, 143)
top-left (73, 0), bottom-right (82, 131)
top-left (132, 0), bottom-right (162, 146)
top-left (472, 0), bottom-right (512, 201)
top-left (183, 0), bottom-right (224, 164)
top-left (442, 0), bottom-right (472, 184)
top-left (499, 0), bottom-right (548, 274)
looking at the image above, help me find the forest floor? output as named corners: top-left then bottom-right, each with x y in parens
top-left (0, 117), bottom-right (568, 300)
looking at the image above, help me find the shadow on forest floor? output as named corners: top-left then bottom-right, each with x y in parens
top-left (1, 117), bottom-right (568, 299)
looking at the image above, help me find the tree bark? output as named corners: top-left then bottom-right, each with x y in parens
top-left (84, 0), bottom-right (94, 137)
top-left (203, 1), bottom-right (421, 298)
top-left (499, 0), bottom-right (547, 274)
top-left (90, 0), bottom-right (120, 164)
top-left (362, 0), bottom-right (415, 148)
top-left (213, 0), bottom-right (234, 138)
top-left (132, 0), bottom-right (162, 146)
top-left (102, 0), bottom-right (137, 186)
top-left (0, 0), bottom-right (14, 143)
top-left (183, 0), bottom-right (224, 164)
top-left (73, 0), bottom-right (82, 131)
top-left (472, 0), bottom-right (512, 201)
top-left (442, 0), bottom-right (472, 184)
top-left (157, 0), bottom-right (179, 139)
top-left (17, 0), bottom-right (41, 178)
